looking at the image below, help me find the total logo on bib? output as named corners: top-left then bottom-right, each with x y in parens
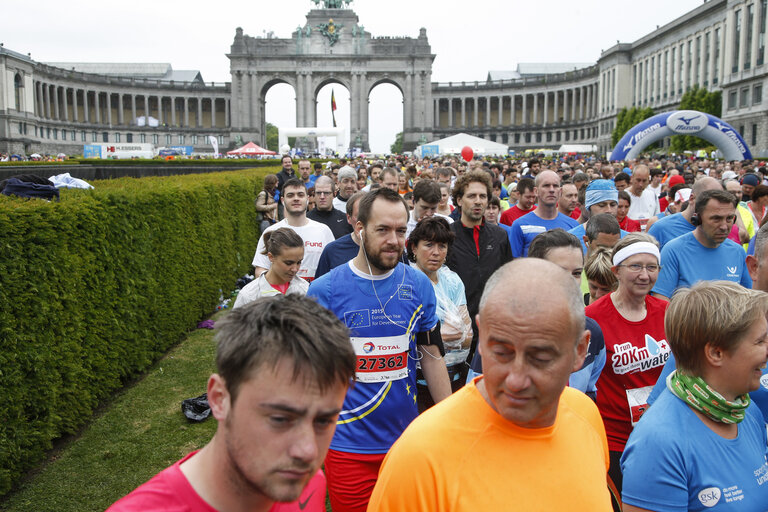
top-left (698, 487), bottom-right (721, 507)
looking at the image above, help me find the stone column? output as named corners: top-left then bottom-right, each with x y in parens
top-left (156, 96), bottom-right (163, 125)
top-left (117, 93), bottom-right (124, 125)
top-left (572, 88), bottom-right (578, 120)
top-left (95, 91), bottom-right (101, 125)
top-left (296, 72), bottom-right (305, 127)
top-left (197, 97), bottom-right (203, 128)
top-left (511, 94), bottom-right (517, 125)
top-left (473, 96), bottom-right (478, 127)
top-left (554, 90), bottom-right (559, 124)
top-left (461, 97), bottom-right (466, 127)
top-left (485, 96), bottom-right (491, 126)
top-left (184, 97), bottom-right (189, 127)
top-left (62, 87), bottom-right (69, 121)
top-left (533, 93), bottom-right (539, 125)
top-left (448, 97), bottom-right (453, 127)
top-left (43, 84), bottom-right (50, 119)
top-left (405, 71), bottom-right (414, 132)
top-left (361, 73), bottom-right (369, 148)
top-left (73, 88), bottom-right (79, 122)
top-left (522, 94), bottom-right (528, 125)
top-left (564, 89), bottom-right (570, 123)
top-left (579, 87), bottom-right (585, 120)
top-left (225, 99), bottom-right (230, 127)
top-left (499, 96), bottom-right (504, 126)
top-left (543, 92), bottom-right (549, 126)
top-left (53, 86), bottom-right (60, 120)
top-left (350, 72), bottom-right (359, 141)
top-left (84, 90), bottom-right (90, 123)
top-left (250, 73), bottom-right (260, 132)
top-left (130, 95), bottom-right (136, 125)
top-left (171, 97), bottom-right (177, 127)
top-left (144, 95), bottom-right (150, 124)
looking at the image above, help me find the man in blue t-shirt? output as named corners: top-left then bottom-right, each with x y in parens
top-left (652, 189), bottom-right (752, 300)
top-left (647, 176), bottom-right (721, 249)
top-left (510, 170), bottom-right (579, 257)
top-left (307, 188), bottom-right (451, 512)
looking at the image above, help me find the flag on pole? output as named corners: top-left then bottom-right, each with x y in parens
top-left (331, 89), bottom-right (337, 127)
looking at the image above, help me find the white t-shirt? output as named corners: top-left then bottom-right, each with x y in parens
top-left (332, 196), bottom-right (347, 213)
top-left (251, 219), bottom-right (335, 280)
top-left (627, 188), bottom-right (660, 229)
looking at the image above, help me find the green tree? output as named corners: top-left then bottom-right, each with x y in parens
top-left (669, 86), bottom-right (722, 152)
top-left (390, 132), bottom-right (403, 154)
top-left (611, 107), bottom-right (655, 148)
top-left (266, 122), bottom-right (279, 152)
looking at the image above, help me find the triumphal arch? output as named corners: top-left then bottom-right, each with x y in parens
top-left (227, 0), bottom-right (434, 151)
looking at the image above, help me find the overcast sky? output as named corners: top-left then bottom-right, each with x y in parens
top-left (3, 0), bottom-right (703, 152)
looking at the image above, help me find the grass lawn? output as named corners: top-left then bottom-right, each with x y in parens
top-left (1, 313), bottom-right (222, 511)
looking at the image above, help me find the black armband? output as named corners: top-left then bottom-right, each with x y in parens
top-left (415, 323), bottom-right (445, 356)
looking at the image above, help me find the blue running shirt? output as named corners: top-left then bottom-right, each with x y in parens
top-left (308, 261), bottom-right (438, 454)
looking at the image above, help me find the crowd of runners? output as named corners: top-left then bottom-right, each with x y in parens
top-left (109, 153), bottom-right (768, 511)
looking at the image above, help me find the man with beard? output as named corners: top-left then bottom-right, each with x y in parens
top-left (307, 176), bottom-right (353, 239)
top-left (446, 171), bottom-right (512, 380)
top-left (509, 170), bottom-right (579, 257)
top-left (252, 179), bottom-right (335, 281)
top-left (107, 295), bottom-right (356, 512)
top-left (307, 188), bottom-right (451, 512)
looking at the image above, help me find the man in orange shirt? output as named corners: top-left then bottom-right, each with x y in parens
top-left (368, 259), bottom-right (613, 511)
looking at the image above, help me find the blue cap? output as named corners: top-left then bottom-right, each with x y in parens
top-left (585, 179), bottom-right (618, 210)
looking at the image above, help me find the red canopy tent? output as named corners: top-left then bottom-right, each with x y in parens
top-left (226, 142), bottom-right (277, 156)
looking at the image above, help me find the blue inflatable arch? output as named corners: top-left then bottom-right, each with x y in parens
top-left (610, 110), bottom-right (752, 161)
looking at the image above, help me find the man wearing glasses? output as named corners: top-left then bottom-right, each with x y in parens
top-left (652, 189), bottom-right (752, 301)
top-left (308, 176), bottom-right (353, 239)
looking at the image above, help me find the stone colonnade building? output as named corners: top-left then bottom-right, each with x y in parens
top-left (1, 0), bottom-right (766, 156)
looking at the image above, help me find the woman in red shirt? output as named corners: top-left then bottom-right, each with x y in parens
top-left (616, 191), bottom-right (641, 232)
top-left (585, 233), bottom-right (669, 505)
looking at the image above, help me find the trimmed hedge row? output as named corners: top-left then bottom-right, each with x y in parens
top-left (0, 167), bottom-right (270, 496)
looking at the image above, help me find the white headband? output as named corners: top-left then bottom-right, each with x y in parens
top-left (613, 242), bottom-right (661, 266)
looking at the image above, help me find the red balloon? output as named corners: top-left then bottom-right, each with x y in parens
top-left (461, 146), bottom-right (474, 162)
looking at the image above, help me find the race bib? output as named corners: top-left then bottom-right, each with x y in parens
top-left (626, 386), bottom-right (653, 426)
top-left (350, 333), bottom-right (410, 383)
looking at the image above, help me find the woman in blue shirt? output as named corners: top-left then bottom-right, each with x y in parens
top-left (621, 280), bottom-right (768, 512)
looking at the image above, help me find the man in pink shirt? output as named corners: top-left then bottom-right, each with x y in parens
top-left (108, 295), bottom-right (355, 512)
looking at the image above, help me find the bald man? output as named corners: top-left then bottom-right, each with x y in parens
top-left (626, 165), bottom-right (659, 229)
top-left (368, 259), bottom-right (612, 511)
top-left (509, 170), bottom-right (579, 257)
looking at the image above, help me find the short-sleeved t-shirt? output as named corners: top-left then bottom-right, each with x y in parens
top-left (307, 261), bottom-right (439, 454)
top-left (499, 204), bottom-right (536, 226)
top-left (652, 232), bottom-right (752, 298)
top-left (586, 293), bottom-right (670, 451)
top-left (647, 212), bottom-right (694, 248)
top-left (251, 219), bottom-right (335, 280)
top-left (622, 390), bottom-right (768, 511)
top-left (509, 211), bottom-right (579, 257)
top-left (107, 452), bottom-right (327, 512)
top-left (627, 188), bottom-right (660, 226)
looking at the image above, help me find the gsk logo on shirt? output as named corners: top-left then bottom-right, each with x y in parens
top-left (697, 487), bottom-right (721, 507)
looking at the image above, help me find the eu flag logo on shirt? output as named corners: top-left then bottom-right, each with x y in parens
top-left (398, 285), bottom-right (413, 300)
top-left (344, 309), bottom-right (371, 328)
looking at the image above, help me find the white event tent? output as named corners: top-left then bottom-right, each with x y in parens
top-left (414, 133), bottom-right (509, 157)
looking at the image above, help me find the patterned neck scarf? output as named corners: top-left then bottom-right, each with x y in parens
top-left (667, 370), bottom-right (750, 424)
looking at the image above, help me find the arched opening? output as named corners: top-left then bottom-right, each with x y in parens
top-left (315, 82), bottom-right (350, 156)
top-left (264, 81), bottom-right (296, 152)
top-left (369, 82), bottom-right (403, 154)
top-left (14, 73), bottom-right (23, 111)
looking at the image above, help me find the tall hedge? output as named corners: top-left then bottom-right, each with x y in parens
top-left (0, 168), bottom-right (269, 495)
